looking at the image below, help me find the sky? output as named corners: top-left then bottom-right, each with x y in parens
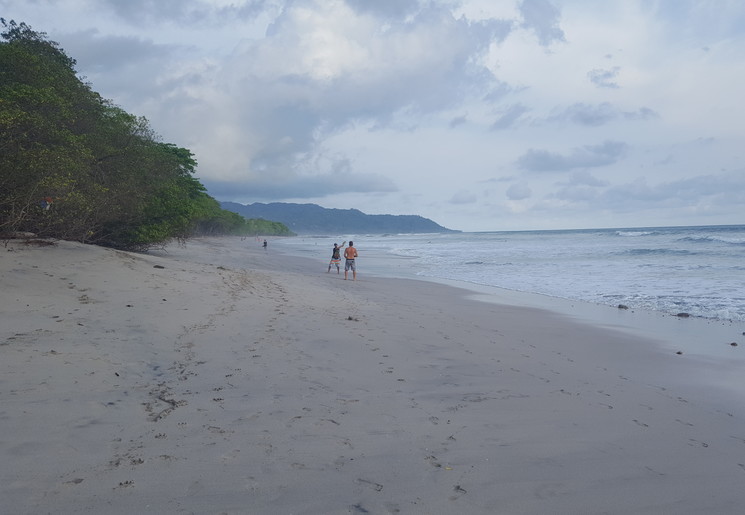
top-left (2, 0), bottom-right (744, 232)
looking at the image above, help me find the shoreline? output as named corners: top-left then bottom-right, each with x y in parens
top-left (271, 236), bottom-right (745, 362)
top-left (277, 227), bottom-right (745, 325)
top-left (3, 236), bottom-right (745, 513)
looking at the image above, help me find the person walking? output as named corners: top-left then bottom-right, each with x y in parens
top-left (327, 242), bottom-right (346, 273)
top-left (344, 241), bottom-right (358, 280)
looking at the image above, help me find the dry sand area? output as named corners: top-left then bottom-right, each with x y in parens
top-left (2, 236), bottom-right (745, 514)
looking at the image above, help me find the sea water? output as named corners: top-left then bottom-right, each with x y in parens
top-left (276, 225), bottom-right (745, 323)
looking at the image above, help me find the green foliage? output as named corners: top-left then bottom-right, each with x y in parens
top-left (0, 19), bottom-right (293, 249)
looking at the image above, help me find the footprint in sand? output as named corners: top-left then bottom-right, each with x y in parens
top-left (449, 484), bottom-right (467, 500)
top-left (356, 478), bottom-right (383, 492)
top-left (425, 455), bottom-right (442, 468)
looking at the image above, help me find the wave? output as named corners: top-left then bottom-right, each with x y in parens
top-left (279, 228), bottom-right (745, 323)
top-left (679, 236), bottom-right (745, 245)
top-left (623, 248), bottom-right (694, 256)
top-left (615, 231), bottom-right (655, 237)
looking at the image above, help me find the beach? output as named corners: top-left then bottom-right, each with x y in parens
top-left (2, 236), bottom-right (745, 514)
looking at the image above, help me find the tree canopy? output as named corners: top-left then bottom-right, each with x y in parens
top-left (0, 19), bottom-right (292, 250)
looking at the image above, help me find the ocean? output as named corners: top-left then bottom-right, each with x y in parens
top-left (275, 225), bottom-right (745, 323)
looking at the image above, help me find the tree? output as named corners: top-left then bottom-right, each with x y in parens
top-left (1, 19), bottom-right (293, 248)
top-left (1, 19), bottom-right (100, 238)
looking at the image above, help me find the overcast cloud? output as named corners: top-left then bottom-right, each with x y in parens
top-left (2, 0), bottom-right (744, 231)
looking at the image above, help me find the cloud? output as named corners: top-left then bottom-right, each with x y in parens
top-left (450, 190), bottom-right (478, 204)
top-left (98, 0), bottom-right (270, 26)
top-left (53, 0), bottom-right (518, 198)
top-left (62, 29), bottom-right (171, 71)
top-left (517, 141), bottom-right (629, 172)
top-left (622, 107), bottom-right (659, 121)
top-left (554, 102), bottom-right (617, 127)
top-left (587, 67), bottom-right (620, 89)
top-left (482, 80), bottom-right (515, 103)
top-left (553, 185), bottom-right (597, 202)
top-left (345, 0), bottom-right (421, 19)
top-left (506, 182), bottom-right (532, 200)
top-left (204, 169), bottom-right (397, 201)
top-left (518, 0), bottom-right (565, 46)
top-left (192, 1), bottom-right (516, 184)
top-left (652, 1), bottom-right (745, 44)
top-left (551, 103), bottom-right (659, 126)
top-left (553, 171), bottom-right (609, 201)
top-left (490, 103), bottom-right (530, 130)
top-left (449, 114), bottom-right (468, 128)
top-left (601, 171), bottom-right (745, 210)
top-left (565, 170), bottom-right (610, 188)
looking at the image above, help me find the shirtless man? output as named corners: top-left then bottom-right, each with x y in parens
top-left (344, 241), bottom-right (358, 280)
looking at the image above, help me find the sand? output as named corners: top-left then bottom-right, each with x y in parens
top-left (2, 236), bottom-right (745, 514)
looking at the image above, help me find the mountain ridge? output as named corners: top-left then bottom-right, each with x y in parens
top-left (220, 201), bottom-right (458, 235)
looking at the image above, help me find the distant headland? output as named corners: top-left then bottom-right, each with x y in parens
top-left (220, 202), bottom-right (458, 235)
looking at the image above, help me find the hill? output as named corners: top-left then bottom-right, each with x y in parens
top-left (220, 202), bottom-right (458, 235)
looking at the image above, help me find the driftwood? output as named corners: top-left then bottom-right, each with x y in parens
top-left (1, 231), bottom-right (38, 239)
top-left (1, 233), bottom-right (57, 247)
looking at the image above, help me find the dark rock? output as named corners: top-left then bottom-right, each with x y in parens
top-left (730, 342), bottom-right (738, 347)
top-left (676, 313), bottom-right (690, 318)
top-left (617, 304), bottom-right (629, 310)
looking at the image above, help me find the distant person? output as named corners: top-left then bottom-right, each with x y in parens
top-left (344, 241), bottom-right (358, 280)
top-left (327, 241), bottom-right (346, 274)
top-left (263, 239), bottom-right (268, 249)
